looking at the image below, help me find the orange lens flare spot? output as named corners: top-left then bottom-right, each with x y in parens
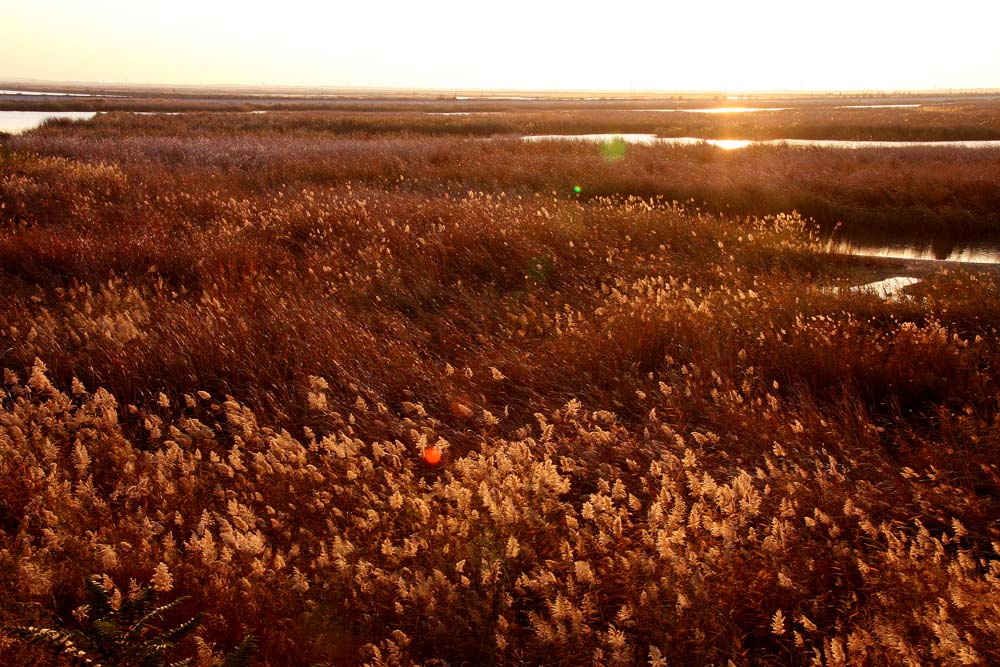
top-left (423, 445), bottom-right (442, 465)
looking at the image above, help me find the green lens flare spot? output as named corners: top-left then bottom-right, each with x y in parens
top-left (599, 137), bottom-right (628, 162)
top-left (574, 185), bottom-right (582, 194)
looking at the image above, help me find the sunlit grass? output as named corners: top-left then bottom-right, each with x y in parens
top-left (1, 112), bottom-right (999, 666)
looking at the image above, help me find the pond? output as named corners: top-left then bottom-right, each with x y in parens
top-left (681, 107), bottom-right (790, 113)
top-left (0, 111), bottom-right (98, 134)
top-left (835, 104), bottom-right (922, 109)
top-left (822, 239), bottom-right (1000, 264)
top-left (521, 134), bottom-right (1000, 150)
top-left (849, 276), bottom-right (921, 299)
top-left (0, 88), bottom-right (124, 98)
top-left (427, 107), bottom-right (792, 115)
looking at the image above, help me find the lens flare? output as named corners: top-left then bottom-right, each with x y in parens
top-left (599, 137), bottom-right (627, 162)
top-left (423, 445), bottom-right (442, 465)
top-left (574, 185), bottom-right (582, 193)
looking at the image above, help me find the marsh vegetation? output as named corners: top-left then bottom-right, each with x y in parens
top-left (1, 101), bottom-right (999, 666)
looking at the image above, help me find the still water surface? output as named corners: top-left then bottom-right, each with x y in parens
top-left (0, 89), bottom-right (124, 98)
top-left (0, 111), bottom-right (97, 134)
top-left (822, 239), bottom-right (1000, 264)
top-left (849, 276), bottom-right (921, 299)
top-left (835, 104), bottom-right (921, 109)
top-left (522, 133), bottom-right (1000, 150)
top-left (682, 107), bottom-right (790, 113)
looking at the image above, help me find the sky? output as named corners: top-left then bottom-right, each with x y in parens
top-left (2, 0), bottom-right (999, 91)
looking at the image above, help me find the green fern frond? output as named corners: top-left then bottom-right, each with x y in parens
top-left (122, 597), bottom-right (193, 644)
top-left (148, 610), bottom-right (201, 647)
top-left (118, 585), bottom-right (158, 627)
top-left (5, 574), bottom-right (256, 667)
top-left (83, 576), bottom-right (115, 621)
top-left (130, 643), bottom-right (174, 667)
top-left (2, 625), bottom-right (104, 667)
top-left (222, 634), bottom-right (258, 667)
top-left (86, 617), bottom-right (123, 660)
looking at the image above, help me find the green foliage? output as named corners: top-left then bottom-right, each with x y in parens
top-left (3, 625), bottom-right (99, 667)
top-left (3, 575), bottom-right (255, 667)
top-left (222, 635), bottom-right (258, 667)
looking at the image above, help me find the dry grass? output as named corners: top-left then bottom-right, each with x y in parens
top-left (5, 96), bottom-right (1000, 141)
top-left (1, 112), bottom-right (999, 666)
top-left (9, 115), bottom-right (1000, 240)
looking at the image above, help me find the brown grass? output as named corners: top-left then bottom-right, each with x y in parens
top-left (5, 96), bottom-right (1000, 141)
top-left (9, 115), bottom-right (1000, 239)
top-left (1, 112), bottom-right (999, 666)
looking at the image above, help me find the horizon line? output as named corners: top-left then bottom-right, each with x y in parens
top-left (3, 77), bottom-right (999, 98)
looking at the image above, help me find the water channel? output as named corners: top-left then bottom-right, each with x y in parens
top-left (0, 111), bottom-right (97, 134)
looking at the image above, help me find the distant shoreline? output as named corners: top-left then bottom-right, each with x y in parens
top-left (2, 81), bottom-right (1000, 103)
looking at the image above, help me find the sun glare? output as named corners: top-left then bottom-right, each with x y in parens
top-left (684, 108), bottom-right (790, 114)
top-left (2, 1), bottom-right (999, 90)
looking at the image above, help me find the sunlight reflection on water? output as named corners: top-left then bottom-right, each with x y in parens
top-left (835, 104), bottom-right (921, 109)
top-left (521, 134), bottom-right (1000, 150)
top-left (681, 107), bottom-right (790, 113)
top-left (823, 240), bottom-right (1000, 264)
top-left (849, 276), bottom-right (921, 299)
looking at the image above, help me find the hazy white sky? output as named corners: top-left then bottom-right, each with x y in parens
top-left (2, 0), bottom-right (999, 91)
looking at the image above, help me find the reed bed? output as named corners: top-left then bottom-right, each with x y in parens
top-left (1, 112), bottom-right (999, 666)
top-left (9, 116), bottom-right (1000, 239)
top-left (5, 97), bottom-right (1000, 141)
